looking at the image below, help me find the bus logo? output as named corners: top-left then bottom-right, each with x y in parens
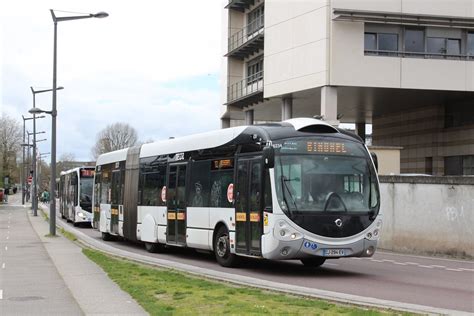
top-left (161, 186), bottom-right (167, 202)
top-left (335, 219), bottom-right (343, 227)
top-left (227, 183), bottom-right (234, 203)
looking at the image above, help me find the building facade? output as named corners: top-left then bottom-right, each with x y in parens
top-left (221, 0), bottom-right (474, 175)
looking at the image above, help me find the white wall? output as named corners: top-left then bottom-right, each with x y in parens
top-left (264, 0), bottom-right (330, 98)
top-left (378, 178), bottom-right (474, 258)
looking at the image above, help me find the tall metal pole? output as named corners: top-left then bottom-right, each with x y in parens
top-left (50, 20), bottom-right (58, 236)
top-left (22, 118), bottom-right (26, 205)
top-left (32, 94), bottom-right (38, 216)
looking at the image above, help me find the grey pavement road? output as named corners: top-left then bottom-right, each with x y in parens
top-left (0, 196), bottom-right (83, 315)
top-left (61, 207), bottom-right (474, 314)
top-left (1, 194), bottom-right (146, 316)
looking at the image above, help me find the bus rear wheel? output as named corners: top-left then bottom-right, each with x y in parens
top-left (300, 257), bottom-right (326, 268)
top-left (101, 232), bottom-right (113, 241)
top-left (145, 242), bottom-right (163, 253)
top-left (214, 226), bottom-right (238, 267)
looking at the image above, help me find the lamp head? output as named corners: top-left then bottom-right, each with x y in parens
top-left (29, 108), bottom-right (44, 115)
top-left (93, 12), bottom-right (109, 18)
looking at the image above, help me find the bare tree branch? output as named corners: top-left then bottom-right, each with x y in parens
top-left (91, 122), bottom-right (138, 159)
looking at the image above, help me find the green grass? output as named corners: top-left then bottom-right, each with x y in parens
top-left (83, 248), bottom-right (413, 316)
top-left (59, 227), bottom-right (77, 241)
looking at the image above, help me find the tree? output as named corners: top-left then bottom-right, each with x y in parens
top-left (91, 122), bottom-right (138, 159)
top-left (0, 114), bottom-right (22, 187)
top-left (56, 152), bottom-right (76, 175)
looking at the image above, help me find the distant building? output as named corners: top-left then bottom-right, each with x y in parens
top-left (221, 0), bottom-right (474, 175)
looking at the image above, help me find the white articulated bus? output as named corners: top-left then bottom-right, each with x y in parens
top-left (93, 118), bottom-right (381, 267)
top-left (59, 166), bottom-right (95, 226)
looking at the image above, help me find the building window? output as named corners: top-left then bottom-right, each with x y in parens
top-left (445, 155), bottom-right (474, 175)
top-left (468, 32), bottom-right (474, 57)
top-left (247, 57), bottom-right (263, 84)
top-left (364, 33), bottom-right (377, 51)
top-left (404, 29), bottom-right (425, 53)
top-left (425, 157), bottom-right (433, 175)
top-left (364, 32), bottom-right (398, 55)
top-left (427, 37), bottom-right (461, 58)
top-left (247, 5), bottom-right (264, 35)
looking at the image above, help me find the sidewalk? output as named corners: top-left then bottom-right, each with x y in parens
top-left (1, 194), bottom-right (147, 315)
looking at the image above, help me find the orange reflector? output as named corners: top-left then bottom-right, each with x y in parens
top-left (167, 212), bottom-right (176, 220)
top-left (236, 212), bottom-right (246, 222)
top-left (250, 213), bottom-right (260, 222)
top-left (177, 212), bottom-right (186, 221)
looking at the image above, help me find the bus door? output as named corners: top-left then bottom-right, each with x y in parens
top-left (166, 163), bottom-right (187, 245)
top-left (235, 156), bottom-right (263, 256)
top-left (110, 169), bottom-right (121, 234)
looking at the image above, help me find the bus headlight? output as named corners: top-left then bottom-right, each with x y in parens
top-left (77, 212), bottom-right (84, 218)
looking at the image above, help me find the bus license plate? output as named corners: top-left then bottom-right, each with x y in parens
top-left (324, 249), bottom-right (345, 256)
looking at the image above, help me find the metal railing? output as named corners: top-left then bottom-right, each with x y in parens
top-left (365, 49), bottom-right (474, 60)
top-left (228, 15), bottom-right (264, 53)
top-left (227, 71), bottom-right (264, 103)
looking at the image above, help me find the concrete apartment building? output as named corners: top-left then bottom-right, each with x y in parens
top-left (221, 0), bottom-right (474, 175)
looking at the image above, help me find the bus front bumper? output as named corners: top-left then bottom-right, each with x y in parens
top-left (262, 234), bottom-right (378, 260)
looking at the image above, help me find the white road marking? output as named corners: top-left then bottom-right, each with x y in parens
top-left (393, 262), bottom-right (407, 265)
top-left (0, 289), bottom-right (3, 300)
top-left (370, 259), bottom-right (384, 262)
top-left (459, 268), bottom-right (474, 272)
top-left (4, 246), bottom-right (7, 251)
top-left (404, 262), bottom-right (419, 265)
top-left (381, 259), bottom-right (396, 263)
top-left (418, 265), bottom-right (434, 268)
top-left (325, 262), bottom-right (339, 267)
top-left (5, 236), bottom-right (8, 240)
top-left (446, 268), bottom-right (463, 272)
top-left (2, 263), bottom-right (5, 269)
top-left (430, 265), bottom-right (446, 268)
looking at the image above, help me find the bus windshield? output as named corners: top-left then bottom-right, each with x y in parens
top-left (80, 177), bottom-right (94, 204)
top-left (274, 137), bottom-right (379, 216)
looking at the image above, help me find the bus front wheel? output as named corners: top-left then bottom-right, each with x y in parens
top-left (214, 226), bottom-right (238, 268)
top-left (300, 257), bottom-right (326, 268)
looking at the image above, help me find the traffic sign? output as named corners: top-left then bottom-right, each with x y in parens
top-left (27, 176), bottom-right (33, 184)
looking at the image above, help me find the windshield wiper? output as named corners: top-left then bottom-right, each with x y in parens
top-left (281, 176), bottom-right (298, 216)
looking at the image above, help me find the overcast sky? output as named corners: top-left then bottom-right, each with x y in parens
top-left (0, 0), bottom-right (224, 161)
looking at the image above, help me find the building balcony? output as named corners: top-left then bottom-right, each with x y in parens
top-left (226, 16), bottom-right (264, 59)
top-left (226, 0), bottom-right (256, 12)
top-left (226, 71), bottom-right (264, 108)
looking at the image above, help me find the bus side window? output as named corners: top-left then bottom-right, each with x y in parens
top-left (264, 170), bottom-right (272, 212)
top-left (188, 161), bottom-right (210, 207)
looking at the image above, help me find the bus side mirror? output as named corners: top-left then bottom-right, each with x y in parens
top-left (370, 152), bottom-right (378, 172)
top-left (263, 146), bottom-right (275, 169)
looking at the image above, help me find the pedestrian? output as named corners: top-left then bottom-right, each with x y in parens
top-left (4, 187), bottom-right (9, 203)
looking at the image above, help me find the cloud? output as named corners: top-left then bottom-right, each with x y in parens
top-left (1, 0), bottom-right (224, 161)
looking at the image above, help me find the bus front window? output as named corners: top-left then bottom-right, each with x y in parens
top-left (274, 138), bottom-right (379, 217)
top-left (80, 178), bottom-right (94, 204)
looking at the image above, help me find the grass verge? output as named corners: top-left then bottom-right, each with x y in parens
top-left (59, 227), bottom-right (77, 241)
top-left (83, 248), bottom-right (413, 316)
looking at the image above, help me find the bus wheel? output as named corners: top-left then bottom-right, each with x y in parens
top-left (145, 242), bottom-right (163, 253)
top-left (214, 226), bottom-right (238, 267)
top-left (300, 257), bottom-right (326, 268)
top-left (101, 232), bottom-right (113, 241)
top-left (73, 221), bottom-right (79, 227)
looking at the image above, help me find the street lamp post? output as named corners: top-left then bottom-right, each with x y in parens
top-left (42, 8), bottom-right (108, 236)
top-left (26, 130), bottom-right (45, 213)
top-left (21, 116), bottom-right (44, 204)
top-left (30, 87), bottom-right (62, 216)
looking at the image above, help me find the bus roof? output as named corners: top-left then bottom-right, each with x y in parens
top-left (95, 118), bottom-right (350, 163)
top-left (96, 148), bottom-right (129, 166)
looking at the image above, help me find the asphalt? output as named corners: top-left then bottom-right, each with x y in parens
top-left (0, 194), bottom-right (147, 315)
